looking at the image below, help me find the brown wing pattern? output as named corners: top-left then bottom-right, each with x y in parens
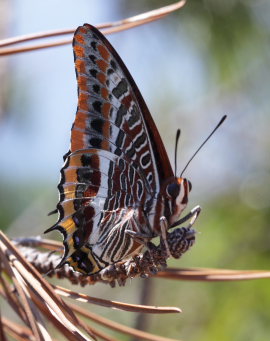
top-left (45, 24), bottom-right (173, 274)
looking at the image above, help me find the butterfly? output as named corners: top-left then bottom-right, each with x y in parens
top-left (45, 23), bottom-right (200, 275)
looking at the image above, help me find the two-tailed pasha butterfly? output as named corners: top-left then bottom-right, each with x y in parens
top-left (45, 24), bottom-right (225, 275)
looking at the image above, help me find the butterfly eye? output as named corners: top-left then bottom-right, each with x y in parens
top-left (188, 180), bottom-right (192, 192)
top-left (167, 183), bottom-right (180, 198)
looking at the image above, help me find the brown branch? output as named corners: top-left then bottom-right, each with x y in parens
top-left (83, 325), bottom-right (118, 341)
top-left (0, 23), bottom-right (111, 48)
top-left (1, 230), bottom-right (187, 341)
top-left (156, 267), bottom-right (270, 281)
top-left (0, 243), bottom-right (42, 340)
top-left (0, 1), bottom-right (186, 56)
top-left (0, 275), bottom-right (29, 325)
top-left (1, 317), bottom-right (33, 341)
top-left (69, 302), bottom-right (183, 341)
top-left (1, 229), bottom-right (270, 341)
top-left (0, 231), bottom-right (96, 341)
top-left (53, 284), bottom-right (181, 314)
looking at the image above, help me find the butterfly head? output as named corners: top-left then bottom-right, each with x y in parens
top-left (164, 177), bottom-right (192, 225)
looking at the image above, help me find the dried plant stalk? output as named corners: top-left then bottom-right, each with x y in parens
top-left (53, 285), bottom-right (181, 314)
top-left (0, 0), bottom-right (186, 56)
top-left (68, 302), bottom-right (182, 341)
top-left (157, 267), bottom-right (270, 281)
top-left (0, 230), bottom-right (184, 341)
top-left (0, 231), bottom-right (96, 341)
top-left (1, 317), bottom-right (33, 341)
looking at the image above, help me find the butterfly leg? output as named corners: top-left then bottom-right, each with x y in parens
top-left (124, 211), bottom-right (154, 245)
top-left (124, 230), bottom-right (160, 273)
top-left (159, 216), bottom-right (172, 258)
top-left (186, 205), bottom-right (201, 229)
top-left (169, 205), bottom-right (201, 229)
top-left (126, 215), bottom-right (171, 260)
top-left (125, 230), bottom-right (152, 243)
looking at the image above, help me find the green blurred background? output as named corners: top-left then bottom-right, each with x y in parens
top-left (1, 0), bottom-right (270, 340)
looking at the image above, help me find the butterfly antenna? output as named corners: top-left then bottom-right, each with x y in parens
top-left (180, 115), bottom-right (227, 177)
top-left (174, 129), bottom-right (181, 177)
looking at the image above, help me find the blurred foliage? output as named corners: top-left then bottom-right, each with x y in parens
top-left (1, 1), bottom-right (270, 340)
top-left (2, 183), bottom-right (269, 340)
top-left (0, 183), bottom-right (36, 231)
top-left (0, 182), bottom-right (56, 237)
top-left (119, 0), bottom-right (270, 83)
top-left (150, 194), bottom-right (270, 341)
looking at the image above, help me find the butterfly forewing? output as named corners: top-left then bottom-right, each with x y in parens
top-left (46, 24), bottom-right (174, 274)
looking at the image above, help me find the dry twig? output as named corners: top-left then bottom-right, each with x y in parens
top-left (157, 267), bottom-right (270, 281)
top-left (0, 230), bottom-right (186, 341)
top-left (0, 1), bottom-right (186, 56)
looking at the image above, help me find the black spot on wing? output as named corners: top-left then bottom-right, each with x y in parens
top-left (71, 249), bottom-right (95, 274)
top-left (128, 105), bottom-right (140, 126)
top-left (89, 55), bottom-right (97, 64)
top-left (92, 84), bottom-right (100, 94)
top-left (110, 59), bottom-right (117, 70)
top-left (126, 144), bottom-right (136, 160)
top-left (91, 118), bottom-right (104, 134)
top-left (129, 166), bottom-right (135, 186)
top-left (115, 105), bottom-right (127, 127)
top-left (137, 180), bottom-right (143, 200)
top-left (90, 69), bottom-right (97, 78)
top-left (93, 101), bottom-right (102, 113)
top-left (107, 68), bottom-right (114, 76)
top-left (115, 130), bottom-right (125, 148)
top-left (77, 168), bottom-right (93, 183)
top-left (91, 41), bottom-right (97, 51)
top-left (118, 158), bottom-right (125, 171)
top-left (114, 148), bottom-right (122, 156)
top-left (141, 153), bottom-right (151, 167)
top-left (112, 79), bottom-right (128, 99)
top-left (133, 132), bottom-right (146, 150)
top-left (89, 137), bottom-right (102, 148)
